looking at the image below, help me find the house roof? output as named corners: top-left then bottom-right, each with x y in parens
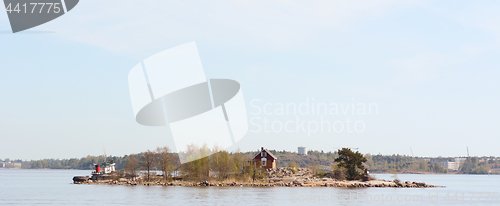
top-left (253, 147), bottom-right (277, 160)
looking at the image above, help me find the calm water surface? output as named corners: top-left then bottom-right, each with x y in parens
top-left (1, 170), bottom-right (499, 205)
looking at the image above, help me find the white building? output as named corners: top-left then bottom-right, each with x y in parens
top-left (0, 162), bottom-right (21, 169)
top-left (298, 147), bottom-right (308, 155)
top-left (441, 161), bottom-right (460, 171)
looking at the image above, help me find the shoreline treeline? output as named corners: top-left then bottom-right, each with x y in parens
top-left (4, 149), bottom-right (499, 175)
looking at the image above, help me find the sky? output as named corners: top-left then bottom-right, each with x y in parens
top-left (1, 0), bottom-right (499, 160)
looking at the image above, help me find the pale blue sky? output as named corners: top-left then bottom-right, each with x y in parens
top-left (1, 0), bottom-right (499, 160)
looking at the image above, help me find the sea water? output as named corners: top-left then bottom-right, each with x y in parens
top-left (1, 170), bottom-right (499, 205)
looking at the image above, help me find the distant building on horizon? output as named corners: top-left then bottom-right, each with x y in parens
top-left (0, 162), bottom-right (22, 169)
top-left (298, 147), bottom-right (308, 155)
top-left (440, 161), bottom-right (461, 171)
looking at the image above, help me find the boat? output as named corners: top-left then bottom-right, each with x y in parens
top-left (90, 161), bottom-right (117, 181)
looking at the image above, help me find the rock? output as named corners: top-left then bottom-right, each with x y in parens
top-left (73, 176), bottom-right (90, 183)
top-left (414, 182), bottom-right (426, 187)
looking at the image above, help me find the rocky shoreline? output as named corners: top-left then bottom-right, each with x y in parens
top-left (74, 168), bottom-right (441, 188)
top-left (75, 179), bottom-right (440, 188)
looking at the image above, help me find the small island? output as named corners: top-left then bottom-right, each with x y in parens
top-left (73, 147), bottom-right (441, 188)
top-left (75, 167), bottom-right (438, 188)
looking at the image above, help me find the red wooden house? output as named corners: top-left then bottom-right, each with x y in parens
top-left (253, 147), bottom-right (277, 169)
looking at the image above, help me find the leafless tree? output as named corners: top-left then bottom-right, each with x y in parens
top-left (141, 150), bottom-right (156, 182)
top-left (156, 146), bottom-right (173, 182)
top-left (125, 155), bottom-right (140, 181)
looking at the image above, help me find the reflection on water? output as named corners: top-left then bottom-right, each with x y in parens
top-left (0, 170), bottom-right (499, 205)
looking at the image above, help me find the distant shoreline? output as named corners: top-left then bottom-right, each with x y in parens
top-left (3, 168), bottom-right (498, 175)
top-left (0, 168), bottom-right (92, 170)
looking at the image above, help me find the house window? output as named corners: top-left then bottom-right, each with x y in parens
top-left (261, 158), bottom-right (267, 166)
